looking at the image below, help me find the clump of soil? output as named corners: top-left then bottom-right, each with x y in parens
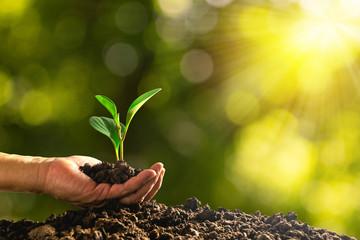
top-left (0, 198), bottom-right (356, 240)
top-left (79, 160), bottom-right (142, 184)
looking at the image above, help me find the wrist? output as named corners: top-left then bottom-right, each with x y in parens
top-left (28, 156), bottom-right (51, 194)
top-left (0, 153), bottom-right (49, 194)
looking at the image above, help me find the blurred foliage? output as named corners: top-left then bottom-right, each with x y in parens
top-left (0, 0), bottom-right (360, 238)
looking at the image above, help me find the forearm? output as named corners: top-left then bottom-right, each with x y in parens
top-left (0, 152), bottom-right (47, 193)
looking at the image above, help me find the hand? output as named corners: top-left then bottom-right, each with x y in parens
top-left (40, 156), bottom-right (165, 208)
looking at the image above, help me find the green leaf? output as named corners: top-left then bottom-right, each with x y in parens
top-left (89, 116), bottom-right (120, 150)
top-left (95, 95), bottom-right (118, 120)
top-left (125, 88), bottom-right (161, 129)
top-left (120, 122), bottom-right (126, 139)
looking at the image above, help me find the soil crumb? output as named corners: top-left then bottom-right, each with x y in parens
top-left (0, 198), bottom-right (356, 240)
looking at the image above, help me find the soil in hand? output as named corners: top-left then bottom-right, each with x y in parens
top-left (79, 160), bottom-right (142, 184)
top-left (0, 198), bottom-right (357, 240)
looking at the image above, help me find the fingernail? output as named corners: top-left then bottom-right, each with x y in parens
top-left (156, 166), bottom-right (163, 174)
top-left (147, 170), bottom-right (157, 180)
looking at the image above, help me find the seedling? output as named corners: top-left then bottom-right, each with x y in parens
top-left (89, 88), bottom-right (161, 161)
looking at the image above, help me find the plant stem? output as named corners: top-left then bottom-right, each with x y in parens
top-left (115, 147), bottom-right (119, 161)
top-left (117, 123), bottom-right (122, 161)
top-left (119, 126), bottom-right (127, 161)
top-left (120, 140), bottom-right (124, 160)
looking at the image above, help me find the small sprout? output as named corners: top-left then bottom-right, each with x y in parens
top-left (89, 88), bottom-right (161, 161)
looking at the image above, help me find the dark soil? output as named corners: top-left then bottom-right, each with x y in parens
top-left (79, 160), bottom-right (142, 184)
top-left (0, 162), bottom-right (357, 240)
top-left (0, 198), bottom-right (357, 240)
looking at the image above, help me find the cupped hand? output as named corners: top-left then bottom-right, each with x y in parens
top-left (39, 156), bottom-right (165, 208)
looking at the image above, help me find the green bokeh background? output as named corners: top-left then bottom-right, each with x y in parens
top-left (0, 0), bottom-right (359, 238)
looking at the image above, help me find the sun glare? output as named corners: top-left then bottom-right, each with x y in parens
top-left (265, 0), bottom-right (360, 94)
top-left (287, 0), bottom-right (360, 59)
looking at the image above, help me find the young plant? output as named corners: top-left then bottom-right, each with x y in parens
top-left (89, 88), bottom-right (161, 161)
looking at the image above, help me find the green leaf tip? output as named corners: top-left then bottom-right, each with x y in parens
top-left (95, 95), bottom-right (118, 120)
top-left (126, 88), bottom-right (161, 129)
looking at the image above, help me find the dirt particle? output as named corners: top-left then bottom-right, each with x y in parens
top-left (341, 235), bottom-right (358, 240)
top-left (286, 229), bottom-right (306, 239)
top-left (254, 211), bottom-right (261, 217)
top-left (59, 237), bottom-right (75, 240)
top-left (188, 228), bottom-right (199, 236)
top-left (207, 231), bottom-right (217, 239)
top-left (284, 212), bottom-right (297, 222)
top-left (149, 229), bottom-right (160, 239)
top-left (28, 224), bottom-right (56, 240)
top-left (93, 230), bottom-right (103, 240)
top-left (160, 232), bottom-right (174, 240)
top-left (184, 198), bottom-right (201, 211)
top-left (108, 233), bottom-right (120, 240)
top-left (277, 221), bottom-right (292, 232)
top-left (197, 209), bottom-right (217, 222)
top-left (223, 212), bottom-right (235, 220)
top-left (256, 233), bottom-right (273, 240)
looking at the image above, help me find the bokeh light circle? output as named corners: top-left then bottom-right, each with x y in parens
top-left (186, 2), bottom-right (218, 34)
top-left (206, 0), bottom-right (234, 8)
top-left (156, 16), bottom-right (194, 48)
top-left (103, 42), bottom-right (139, 77)
top-left (180, 49), bottom-right (213, 83)
top-left (157, 0), bottom-right (193, 18)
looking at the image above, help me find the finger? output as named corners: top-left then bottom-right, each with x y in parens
top-left (77, 168), bottom-right (159, 207)
top-left (106, 169), bottom-right (156, 199)
top-left (144, 168), bottom-right (165, 201)
top-left (124, 163), bottom-right (163, 202)
top-left (118, 174), bottom-right (159, 205)
top-left (150, 162), bottom-right (164, 174)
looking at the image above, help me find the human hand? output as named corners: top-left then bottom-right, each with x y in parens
top-left (39, 156), bottom-right (165, 208)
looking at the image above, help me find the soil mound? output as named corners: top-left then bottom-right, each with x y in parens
top-left (0, 198), bottom-right (357, 240)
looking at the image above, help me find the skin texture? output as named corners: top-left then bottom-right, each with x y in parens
top-left (0, 153), bottom-right (165, 208)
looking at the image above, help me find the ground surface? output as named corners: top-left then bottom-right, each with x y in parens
top-left (0, 198), bottom-right (357, 240)
top-left (0, 162), bottom-right (357, 240)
